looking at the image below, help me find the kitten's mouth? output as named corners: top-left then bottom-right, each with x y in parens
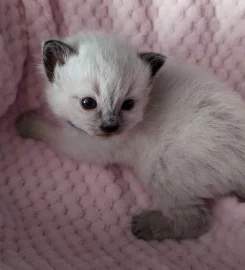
top-left (67, 121), bottom-right (122, 138)
top-left (95, 130), bottom-right (122, 138)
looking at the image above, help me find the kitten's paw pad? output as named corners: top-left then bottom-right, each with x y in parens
top-left (16, 111), bottom-right (41, 139)
top-left (131, 210), bottom-right (164, 241)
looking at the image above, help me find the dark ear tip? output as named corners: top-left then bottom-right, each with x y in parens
top-left (42, 39), bottom-right (61, 50)
top-left (139, 52), bottom-right (166, 78)
top-left (42, 40), bottom-right (77, 60)
top-left (43, 40), bottom-right (54, 46)
top-left (42, 40), bottom-right (56, 55)
top-left (42, 39), bottom-right (77, 82)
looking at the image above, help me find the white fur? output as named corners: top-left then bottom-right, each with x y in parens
top-left (17, 32), bottom-right (245, 240)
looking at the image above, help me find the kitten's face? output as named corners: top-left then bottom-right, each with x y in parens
top-left (42, 33), bottom-right (165, 137)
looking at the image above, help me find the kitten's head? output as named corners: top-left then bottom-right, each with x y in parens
top-left (41, 32), bottom-right (165, 137)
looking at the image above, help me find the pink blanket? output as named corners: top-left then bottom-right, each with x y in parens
top-left (1, 0), bottom-right (245, 269)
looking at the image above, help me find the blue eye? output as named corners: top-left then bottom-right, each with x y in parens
top-left (121, 99), bottom-right (134, 110)
top-left (80, 97), bottom-right (97, 110)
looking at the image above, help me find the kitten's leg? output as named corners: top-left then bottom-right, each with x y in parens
top-left (16, 111), bottom-right (110, 163)
top-left (232, 190), bottom-right (245, 202)
top-left (131, 202), bottom-right (211, 241)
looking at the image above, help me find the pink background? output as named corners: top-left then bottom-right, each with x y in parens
top-left (1, 0), bottom-right (245, 269)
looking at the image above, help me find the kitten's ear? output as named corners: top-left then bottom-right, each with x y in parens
top-left (138, 53), bottom-right (166, 78)
top-left (42, 40), bottom-right (77, 82)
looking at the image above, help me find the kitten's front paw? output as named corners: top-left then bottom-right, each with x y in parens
top-left (132, 210), bottom-right (168, 241)
top-left (131, 208), bottom-right (211, 241)
top-left (16, 111), bottom-right (43, 140)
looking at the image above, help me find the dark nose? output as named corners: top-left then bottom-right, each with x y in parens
top-left (100, 124), bottom-right (119, 133)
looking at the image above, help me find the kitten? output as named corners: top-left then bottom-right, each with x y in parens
top-left (17, 31), bottom-right (245, 241)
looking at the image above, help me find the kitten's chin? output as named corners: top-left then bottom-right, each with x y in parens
top-left (92, 131), bottom-right (123, 138)
top-left (89, 128), bottom-right (126, 138)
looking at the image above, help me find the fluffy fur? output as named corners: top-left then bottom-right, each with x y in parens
top-left (17, 32), bottom-right (245, 241)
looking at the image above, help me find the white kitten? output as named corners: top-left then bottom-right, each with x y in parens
top-left (17, 31), bottom-right (245, 241)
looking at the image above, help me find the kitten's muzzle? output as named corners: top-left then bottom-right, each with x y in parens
top-left (100, 123), bottom-right (119, 134)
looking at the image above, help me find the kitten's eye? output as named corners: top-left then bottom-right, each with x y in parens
top-left (121, 99), bottom-right (134, 111)
top-left (80, 97), bottom-right (97, 110)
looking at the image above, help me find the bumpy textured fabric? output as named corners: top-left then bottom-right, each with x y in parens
top-left (1, 0), bottom-right (245, 269)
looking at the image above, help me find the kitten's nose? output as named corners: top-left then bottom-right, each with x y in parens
top-left (100, 124), bottom-right (119, 133)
